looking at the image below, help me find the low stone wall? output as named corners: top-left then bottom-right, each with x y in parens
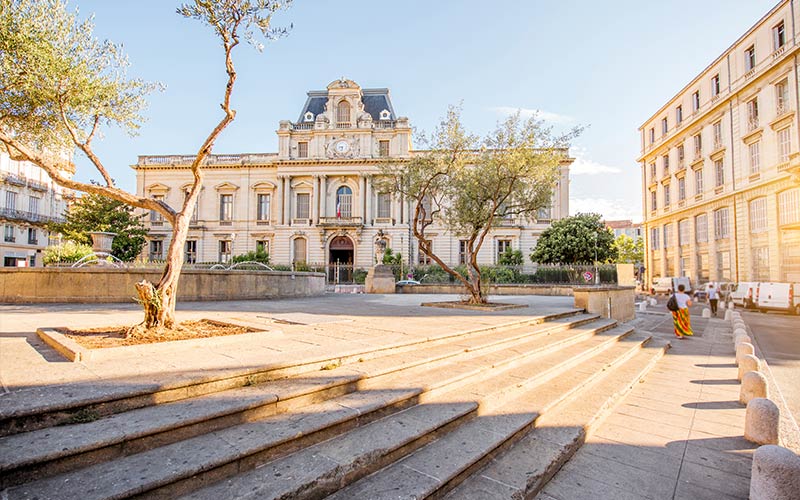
top-left (572, 285), bottom-right (636, 322)
top-left (0, 268), bottom-right (325, 303)
top-left (395, 284), bottom-right (574, 296)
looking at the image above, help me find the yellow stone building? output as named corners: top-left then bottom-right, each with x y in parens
top-left (638, 0), bottom-right (800, 286)
top-left (134, 79), bottom-right (572, 281)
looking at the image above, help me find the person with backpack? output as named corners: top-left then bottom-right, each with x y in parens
top-left (668, 284), bottom-right (694, 339)
top-left (707, 283), bottom-right (719, 317)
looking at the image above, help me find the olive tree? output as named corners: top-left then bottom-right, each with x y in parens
top-left (0, 0), bottom-right (292, 332)
top-left (380, 107), bottom-right (580, 304)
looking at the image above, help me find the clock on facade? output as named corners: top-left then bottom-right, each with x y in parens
top-left (335, 140), bottom-right (350, 154)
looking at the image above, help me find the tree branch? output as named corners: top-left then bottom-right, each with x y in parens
top-left (0, 131), bottom-right (176, 222)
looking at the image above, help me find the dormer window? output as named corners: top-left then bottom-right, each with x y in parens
top-left (303, 111), bottom-right (314, 122)
top-left (379, 109), bottom-right (391, 120)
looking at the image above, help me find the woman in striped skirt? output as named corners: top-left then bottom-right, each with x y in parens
top-left (672, 284), bottom-right (693, 339)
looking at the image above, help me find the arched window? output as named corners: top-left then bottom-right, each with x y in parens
top-left (292, 237), bottom-right (307, 265)
top-left (337, 100), bottom-right (351, 127)
top-left (336, 186), bottom-right (352, 219)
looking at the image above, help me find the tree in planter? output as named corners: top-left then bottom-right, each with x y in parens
top-left (47, 192), bottom-right (148, 262)
top-left (530, 213), bottom-right (617, 264)
top-left (379, 107), bottom-right (580, 304)
top-left (0, 0), bottom-right (292, 332)
top-left (613, 233), bottom-right (643, 265)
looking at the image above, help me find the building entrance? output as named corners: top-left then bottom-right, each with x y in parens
top-left (328, 235), bottom-right (354, 283)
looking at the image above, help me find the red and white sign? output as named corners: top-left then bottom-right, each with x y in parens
top-left (583, 271), bottom-right (594, 282)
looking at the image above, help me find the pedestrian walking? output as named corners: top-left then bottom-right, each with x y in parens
top-left (707, 283), bottom-right (719, 316)
top-left (672, 284), bottom-right (694, 339)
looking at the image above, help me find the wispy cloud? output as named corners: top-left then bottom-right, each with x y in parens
top-left (570, 156), bottom-right (622, 175)
top-left (570, 197), bottom-right (642, 222)
top-left (489, 106), bottom-right (575, 124)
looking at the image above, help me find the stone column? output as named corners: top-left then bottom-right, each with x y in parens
top-left (312, 175), bottom-right (320, 225)
top-left (283, 175), bottom-right (292, 226)
top-left (279, 176), bottom-right (286, 225)
top-left (360, 175), bottom-right (367, 219)
top-left (320, 175), bottom-right (327, 219)
top-left (365, 175), bottom-right (372, 225)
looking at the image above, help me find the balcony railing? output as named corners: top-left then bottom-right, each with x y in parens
top-left (137, 153), bottom-right (278, 166)
top-left (318, 216), bottom-right (363, 227)
top-left (712, 140), bottom-right (724, 151)
top-left (0, 207), bottom-right (64, 224)
top-left (335, 122), bottom-right (351, 129)
top-left (293, 122), bottom-right (314, 130)
top-left (374, 120), bottom-right (396, 129)
top-left (746, 117), bottom-right (759, 132)
top-left (28, 237), bottom-right (38, 245)
top-left (4, 235), bottom-right (14, 243)
top-left (773, 45), bottom-right (787, 60)
top-left (27, 179), bottom-right (48, 192)
top-left (776, 102), bottom-right (792, 116)
top-left (2, 173), bottom-right (26, 186)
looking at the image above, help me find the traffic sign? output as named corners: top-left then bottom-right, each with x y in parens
top-left (583, 271), bottom-right (594, 282)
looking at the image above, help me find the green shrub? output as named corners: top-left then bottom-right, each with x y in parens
top-left (43, 241), bottom-right (93, 265)
top-left (353, 269), bottom-right (368, 284)
top-left (231, 247), bottom-right (270, 264)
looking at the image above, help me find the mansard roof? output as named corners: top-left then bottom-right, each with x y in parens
top-left (296, 85), bottom-right (397, 123)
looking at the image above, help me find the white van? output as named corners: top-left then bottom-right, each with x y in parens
top-left (730, 282), bottom-right (759, 309)
top-left (651, 276), bottom-right (692, 295)
top-left (754, 282), bottom-right (800, 314)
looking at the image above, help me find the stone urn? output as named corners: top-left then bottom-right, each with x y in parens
top-left (89, 231), bottom-right (117, 254)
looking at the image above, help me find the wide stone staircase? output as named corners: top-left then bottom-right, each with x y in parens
top-left (0, 309), bottom-right (668, 499)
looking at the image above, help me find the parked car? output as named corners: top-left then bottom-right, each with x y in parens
top-left (651, 276), bottom-right (692, 295)
top-left (396, 279), bottom-right (421, 286)
top-left (754, 282), bottom-right (800, 315)
top-left (730, 282), bottom-right (760, 309)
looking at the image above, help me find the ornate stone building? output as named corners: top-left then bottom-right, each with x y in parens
top-left (134, 79), bottom-right (572, 280)
top-left (0, 151), bottom-right (71, 267)
top-left (638, 1), bottom-right (800, 285)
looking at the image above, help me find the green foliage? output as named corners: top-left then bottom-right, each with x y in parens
top-left (230, 247), bottom-right (270, 264)
top-left (613, 234), bottom-right (643, 264)
top-left (47, 192), bottom-right (147, 262)
top-left (498, 248), bottom-right (523, 266)
top-left (530, 213), bottom-right (618, 264)
top-left (0, 0), bottom-right (159, 154)
top-left (378, 106), bottom-right (581, 303)
top-left (42, 241), bottom-right (93, 265)
top-left (382, 247), bottom-right (402, 265)
top-left (353, 269), bottom-right (368, 284)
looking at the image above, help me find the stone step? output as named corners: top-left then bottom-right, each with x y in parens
top-left (0, 309), bottom-right (584, 437)
top-left (180, 331), bottom-right (650, 500)
top-left (0, 314), bottom-right (600, 487)
top-left (3, 319), bottom-right (625, 499)
top-left (325, 334), bottom-right (658, 500)
top-left (444, 340), bottom-right (670, 499)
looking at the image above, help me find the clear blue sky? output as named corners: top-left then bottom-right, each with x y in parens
top-left (72, 0), bottom-right (778, 222)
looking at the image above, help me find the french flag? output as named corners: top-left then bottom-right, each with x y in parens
top-left (336, 200), bottom-right (341, 218)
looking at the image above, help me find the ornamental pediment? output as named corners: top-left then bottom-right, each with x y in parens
top-left (146, 183), bottom-right (170, 194)
top-left (252, 181), bottom-right (277, 192)
top-left (214, 182), bottom-right (240, 192)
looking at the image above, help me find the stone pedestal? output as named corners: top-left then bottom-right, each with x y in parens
top-left (572, 286), bottom-right (635, 322)
top-left (89, 231), bottom-right (117, 253)
top-left (365, 265), bottom-right (396, 294)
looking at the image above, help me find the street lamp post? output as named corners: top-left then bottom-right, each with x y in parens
top-left (593, 231), bottom-right (599, 285)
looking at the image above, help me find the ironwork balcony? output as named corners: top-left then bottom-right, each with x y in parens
top-left (746, 117), bottom-right (759, 132)
top-left (0, 207), bottom-right (65, 224)
top-left (776, 102), bottom-right (792, 116)
top-left (318, 216), bottom-right (363, 228)
top-left (28, 237), bottom-right (38, 245)
top-left (27, 179), bottom-right (48, 192)
top-left (2, 173), bottom-right (26, 186)
top-left (4, 235), bottom-right (14, 243)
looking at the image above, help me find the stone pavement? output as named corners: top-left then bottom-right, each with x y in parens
top-left (0, 294), bottom-right (786, 499)
top-left (539, 303), bottom-right (758, 500)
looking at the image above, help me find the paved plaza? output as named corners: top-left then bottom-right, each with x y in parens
top-left (0, 294), bottom-right (796, 499)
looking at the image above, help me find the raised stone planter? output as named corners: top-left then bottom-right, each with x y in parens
top-left (572, 285), bottom-right (635, 322)
top-left (364, 265), bottom-right (395, 294)
top-left (750, 445), bottom-right (800, 500)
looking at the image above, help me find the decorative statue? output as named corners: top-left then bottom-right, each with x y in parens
top-left (375, 229), bottom-right (388, 265)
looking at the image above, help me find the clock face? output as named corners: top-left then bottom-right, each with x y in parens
top-left (335, 140), bottom-right (350, 153)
